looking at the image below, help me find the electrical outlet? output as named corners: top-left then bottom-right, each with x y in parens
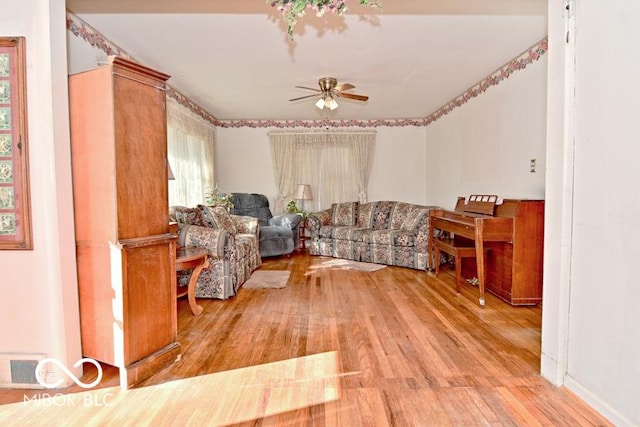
top-left (530, 158), bottom-right (536, 173)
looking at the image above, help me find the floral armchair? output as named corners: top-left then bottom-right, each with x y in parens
top-left (169, 205), bottom-right (261, 299)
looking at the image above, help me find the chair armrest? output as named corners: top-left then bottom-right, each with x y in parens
top-left (178, 224), bottom-right (234, 259)
top-left (231, 215), bottom-right (259, 236)
top-left (269, 214), bottom-right (301, 229)
top-left (305, 209), bottom-right (331, 235)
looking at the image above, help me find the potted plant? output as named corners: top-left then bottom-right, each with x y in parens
top-left (286, 200), bottom-right (308, 219)
top-left (204, 186), bottom-right (234, 210)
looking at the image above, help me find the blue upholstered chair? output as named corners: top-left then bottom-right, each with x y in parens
top-left (230, 193), bottom-right (301, 257)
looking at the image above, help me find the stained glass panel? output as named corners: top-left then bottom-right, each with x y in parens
top-left (0, 134), bottom-right (10, 156)
top-left (0, 37), bottom-right (31, 249)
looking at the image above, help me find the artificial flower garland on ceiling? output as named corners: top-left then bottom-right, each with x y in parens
top-left (268, 0), bottom-right (383, 40)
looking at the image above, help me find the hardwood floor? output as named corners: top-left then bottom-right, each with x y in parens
top-left (0, 253), bottom-right (611, 426)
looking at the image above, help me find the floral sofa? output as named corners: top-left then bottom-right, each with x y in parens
top-left (306, 201), bottom-right (440, 270)
top-left (169, 205), bottom-right (262, 299)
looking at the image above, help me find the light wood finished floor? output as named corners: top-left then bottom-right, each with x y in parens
top-left (0, 253), bottom-right (612, 426)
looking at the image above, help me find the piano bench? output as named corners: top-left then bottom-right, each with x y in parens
top-left (434, 238), bottom-right (490, 297)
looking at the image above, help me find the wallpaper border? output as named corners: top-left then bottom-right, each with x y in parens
top-left (66, 11), bottom-right (547, 129)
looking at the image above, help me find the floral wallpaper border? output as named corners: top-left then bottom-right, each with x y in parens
top-left (66, 13), bottom-right (222, 127)
top-left (422, 37), bottom-right (548, 127)
top-left (66, 12), bottom-right (547, 129)
top-left (66, 13), bottom-right (131, 60)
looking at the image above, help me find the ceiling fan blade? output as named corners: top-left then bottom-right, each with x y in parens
top-left (294, 86), bottom-right (321, 92)
top-left (336, 92), bottom-right (369, 102)
top-left (334, 83), bottom-right (355, 92)
top-left (289, 94), bottom-right (321, 102)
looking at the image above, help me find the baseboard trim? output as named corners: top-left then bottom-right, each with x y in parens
top-left (564, 374), bottom-right (636, 427)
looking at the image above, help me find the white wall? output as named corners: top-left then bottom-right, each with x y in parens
top-left (214, 127), bottom-right (278, 201)
top-left (215, 126), bottom-right (429, 211)
top-left (559, 1), bottom-right (640, 425)
top-left (0, 0), bottom-right (81, 383)
top-left (366, 127), bottom-right (428, 205)
top-left (425, 57), bottom-right (548, 209)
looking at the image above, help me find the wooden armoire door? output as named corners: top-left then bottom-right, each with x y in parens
top-left (112, 62), bottom-right (170, 240)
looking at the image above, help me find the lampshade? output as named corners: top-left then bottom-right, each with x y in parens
top-left (315, 95), bottom-right (338, 111)
top-left (295, 184), bottom-right (313, 200)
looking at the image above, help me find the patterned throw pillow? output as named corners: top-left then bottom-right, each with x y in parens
top-left (169, 205), bottom-right (207, 226)
top-left (400, 208), bottom-right (428, 231)
top-left (198, 205), bottom-right (238, 234)
top-left (371, 201), bottom-right (394, 229)
top-left (330, 202), bottom-right (358, 226)
top-left (389, 202), bottom-right (414, 229)
top-left (357, 202), bottom-right (376, 228)
top-left (231, 215), bottom-right (259, 235)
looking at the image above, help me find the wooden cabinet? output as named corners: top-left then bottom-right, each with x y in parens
top-left (69, 57), bottom-right (180, 388)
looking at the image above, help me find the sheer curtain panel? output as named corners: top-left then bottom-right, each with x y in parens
top-left (166, 97), bottom-right (215, 207)
top-left (269, 130), bottom-right (376, 213)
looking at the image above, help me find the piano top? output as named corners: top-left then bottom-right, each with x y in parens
top-left (453, 196), bottom-right (543, 218)
top-left (455, 194), bottom-right (499, 216)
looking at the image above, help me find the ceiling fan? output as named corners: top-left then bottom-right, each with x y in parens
top-left (289, 77), bottom-right (369, 110)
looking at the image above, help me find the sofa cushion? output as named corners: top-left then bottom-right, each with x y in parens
top-left (367, 229), bottom-right (417, 247)
top-left (331, 225), bottom-right (370, 242)
top-left (400, 208), bottom-right (428, 231)
top-left (199, 205), bottom-right (238, 234)
top-left (331, 202), bottom-right (358, 226)
top-left (318, 225), bottom-right (337, 239)
top-left (372, 201), bottom-right (394, 229)
top-left (357, 202), bottom-right (377, 228)
top-left (169, 205), bottom-right (207, 226)
top-left (389, 202), bottom-right (415, 229)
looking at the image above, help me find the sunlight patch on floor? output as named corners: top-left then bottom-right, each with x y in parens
top-left (0, 351), bottom-right (343, 426)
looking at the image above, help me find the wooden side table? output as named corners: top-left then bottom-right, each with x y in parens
top-left (298, 221), bottom-right (308, 250)
top-left (175, 246), bottom-right (209, 315)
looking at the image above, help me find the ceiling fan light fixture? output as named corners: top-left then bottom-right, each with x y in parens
top-left (295, 77), bottom-right (367, 110)
top-left (315, 95), bottom-right (338, 110)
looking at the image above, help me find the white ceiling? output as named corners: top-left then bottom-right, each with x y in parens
top-left (66, 0), bottom-right (548, 122)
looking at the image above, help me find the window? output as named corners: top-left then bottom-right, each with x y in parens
top-left (269, 130), bottom-right (375, 213)
top-left (166, 97), bottom-right (215, 207)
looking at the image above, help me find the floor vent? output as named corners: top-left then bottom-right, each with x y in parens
top-left (0, 353), bottom-right (46, 389)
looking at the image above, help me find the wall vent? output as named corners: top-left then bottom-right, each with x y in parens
top-left (0, 353), bottom-right (47, 389)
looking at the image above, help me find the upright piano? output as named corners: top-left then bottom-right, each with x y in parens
top-left (429, 196), bottom-right (544, 306)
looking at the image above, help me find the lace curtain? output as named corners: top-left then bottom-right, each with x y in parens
top-left (269, 130), bottom-right (376, 213)
top-left (166, 97), bottom-right (215, 207)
